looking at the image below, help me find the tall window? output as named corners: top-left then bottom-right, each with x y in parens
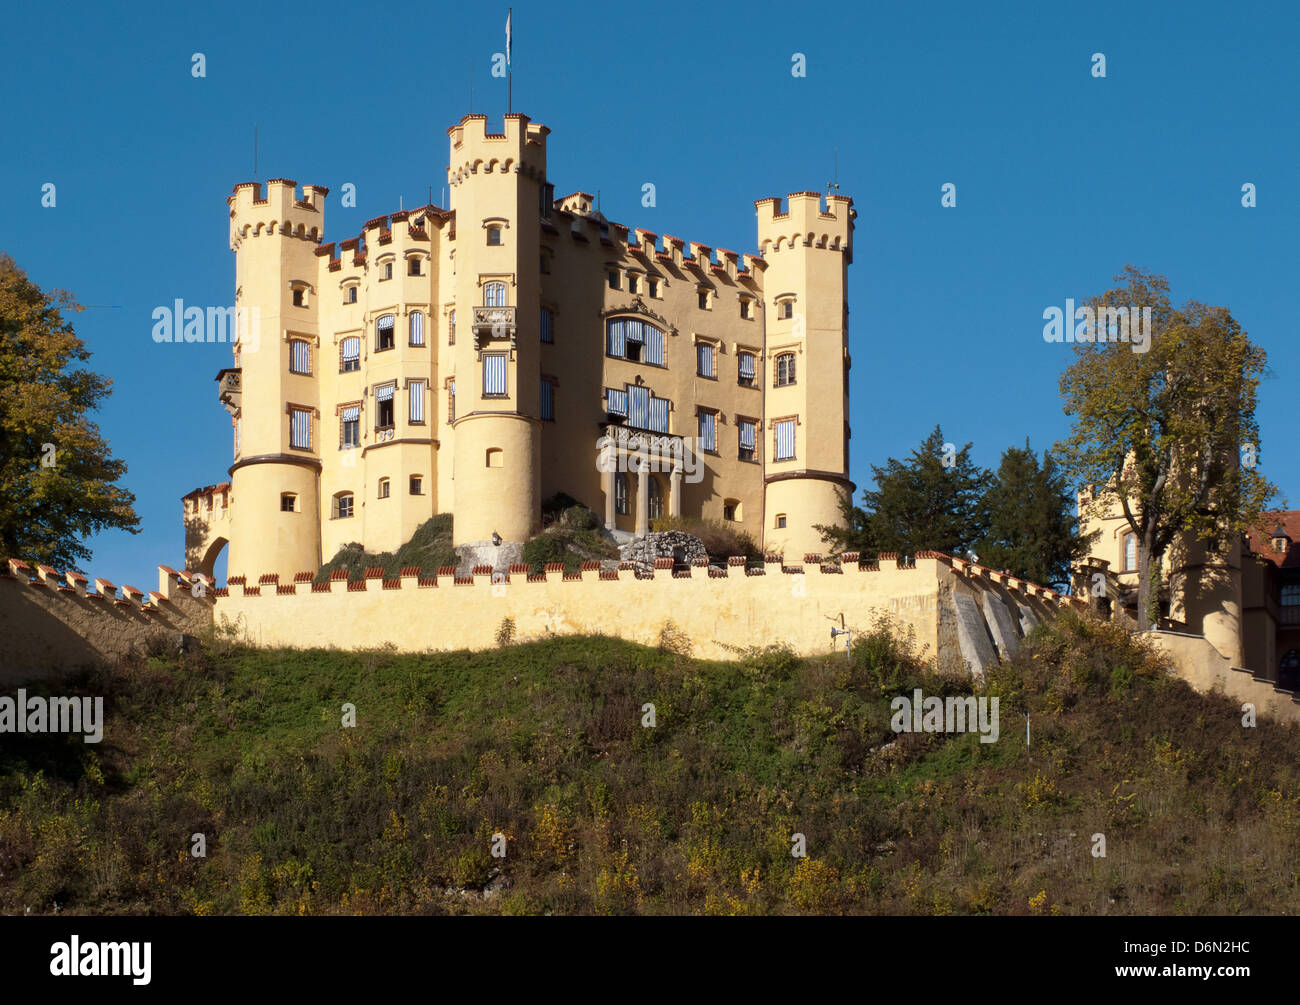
top-left (408, 257), bottom-right (422, 276)
top-left (449, 310), bottom-right (456, 344)
top-left (739, 299), bottom-right (751, 319)
top-left (340, 337), bottom-right (361, 372)
top-left (483, 282), bottom-right (507, 307)
top-left (378, 478), bottom-right (390, 499)
top-left (628, 275), bottom-right (639, 295)
top-left (1124, 533), bottom-right (1138, 571)
top-left (345, 285), bottom-right (358, 304)
top-left (647, 477), bottom-right (662, 519)
top-left (738, 419), bottom-right (756, 461)
top-left (775, 352), bottom-right (797, 387)
top-left (483, 354), bottom-right (508, 396)
top-left (340, 406), bottom-right (360, 449)
top-left (375, 383), bottom-right (395, 429)
top-left (289, 339), bottom-right (311, 375)
top-left (697, 290), bottom-right (709, 309)
top-left (376, 314), bottom-right (395, 350)
top-left (606, 318), bottom-right (664, 365)
top-left (409, 380), bottom-right (426, 424)
top-left (409, 311), bottom-right (425, 346)
top-left (605, 387), bottom-right (628, 417)
top-left (289, 407), bottom-right (312, 450)
top-left (697, 410), bottom-right (717, 452)
top-left (648, 279), bottom-right (659, 298)
top-left (540, 307), bottom-right (554, 343)
top-left (487, 226), bottom-right (502, 246)
top-left (382, 262), bottom-right (393, 280)
top-left (608, 271), bottom-right (620, 290)
top-left (1281, 583), bottom-right (1300, 626)
top-left (696, 343), bottom-right (715, 378)
top-left (778, 300), bottom-right (793, 320)
top-left (615, 473), bottom-right (629, 515)
top-left (774, 419), bottom-right (796, 462)
top-left (447, 379), bottom-right (456, 422)
top-left (333, 493), bottom-right (354, 519)
top-left (540, 378), bottom-right (555, 421)
top-left (737, 352), bottom-right (756, 386)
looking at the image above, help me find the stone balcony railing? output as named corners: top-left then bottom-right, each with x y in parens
top-left (216, 367), bottom-right (241, 415)
top-left (472, 306), bottom-right (516, 349)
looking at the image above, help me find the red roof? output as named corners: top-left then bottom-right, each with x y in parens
top-left (1248, 510), bottom-right (1300, 569)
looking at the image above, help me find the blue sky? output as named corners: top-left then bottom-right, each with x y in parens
top-left (2, 0), bottom-right (1296, 588)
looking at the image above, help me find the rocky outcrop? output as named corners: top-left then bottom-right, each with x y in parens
top-left (618, 531), bottom-right (710, 575)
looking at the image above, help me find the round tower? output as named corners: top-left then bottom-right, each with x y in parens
top-left (1170, 533), bottom-right (1244, 666)
top-left (225, 179), bottom-right (328, 580)
top-left (756, 192), bottom-right (855, 559)
top-left (445, 114), bottom-right (548, 548)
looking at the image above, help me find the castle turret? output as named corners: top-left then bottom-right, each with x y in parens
top-left (755, 192), bottom-right (855, 558)
top-left (225, 179), bottom-right (328, 579)
top-left (445, 114), bottom-right (549, 548)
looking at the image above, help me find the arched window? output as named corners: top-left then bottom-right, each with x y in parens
top-left (647, 477), bottom-right (663, 520)
top-left (1124, 533), bottom-right (1138, 571)
top-left (775, 352), bottom-right (796, 387)
top-left (615, 473), bottom-right (630, 516)
top-left (483, 282), bottom-right (507, 307)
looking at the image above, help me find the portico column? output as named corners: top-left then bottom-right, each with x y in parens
top-left (669, 463), bottom-right (683, 518)
top-left (601, 438), bottom-right (616, 530)
top-left (635, 452), bottom-right (649, 537)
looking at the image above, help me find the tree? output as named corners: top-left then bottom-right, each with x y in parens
top-left (1054, 266), bottom-right (1275, 630)
top-left (818, 425), bottom-right (987, 557)
top-left (976, 439), bottom-right (1095, 590)
top-left (0, 253), bottom-right (138, 569)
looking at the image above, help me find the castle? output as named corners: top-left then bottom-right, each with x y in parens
top-left (185, 112), bottom-right (855, 581)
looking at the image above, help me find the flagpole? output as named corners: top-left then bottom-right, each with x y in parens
top-left (507, 8), bottom-right (513, 114)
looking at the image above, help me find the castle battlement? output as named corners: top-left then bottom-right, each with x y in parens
top-left (228, 179), bottom-right (329, 248)
top-left (755, 191), bottom-right (854, 259)
top-left (447, 113), bottom-right (548, 184)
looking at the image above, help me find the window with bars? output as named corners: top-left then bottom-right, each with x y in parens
top-left (483, 354), bottom-right (508, 396)
top-left (540, 379), bottom-right (555, 421)
top-left (774, 419), bottom-right (796, 461)
top-left (409, 311), bottom-right (425, 346)
top-left (540, 308), bottom-right (553, 343)
top-left (483, 282), bottom-right (507, 307)
top-left (376, 314), bottom-right (395, 351)
top-left (375, 383), bottom-right (396, 428)
top-left (605, 318), bottom-right (664, 365)
top-left (290, 408), bottom-right (312, 450)
top-left (340, 337), bottom-right (361, 372)
top-left (738, 418), bottom-right (757, 461)
top-left (775, 352), bottom-right (797, 387)
top-left (697, 410), bottom-right (717, 452)
top-left (696, 343), bottom-right (715, 378)
top-left (738, 352), bottom-right (756, 386)
top-left (340, 406), bottom-right (360, 449)
top-left (289, 339), bottom-right (311, 375)
top-left (409, 380), bottom-right (426, 424)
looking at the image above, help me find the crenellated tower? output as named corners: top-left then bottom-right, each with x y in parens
top-left (755, 191), bottom-right (855, 558)
top-left (444, 114), bottom-right (550, 547)
top-left (225, 178), bottom-right (329, 580)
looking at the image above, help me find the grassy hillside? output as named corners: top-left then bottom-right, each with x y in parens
top-left (2, 613), bottom-right (1299, 915)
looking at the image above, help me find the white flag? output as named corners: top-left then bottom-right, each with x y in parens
top-left (505, 10), bottom-right (512, 67)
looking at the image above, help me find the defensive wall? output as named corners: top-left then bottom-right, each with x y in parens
top-left (0, 560), bottom-right (215, 685)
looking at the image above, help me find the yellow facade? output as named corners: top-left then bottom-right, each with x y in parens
top-left (190, 113), bottom-right (854, 580)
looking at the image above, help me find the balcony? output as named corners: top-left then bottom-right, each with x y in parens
top-left (472, 306), bottom-right (516, 350)
top-left (216, 367), bottom-right (241, 416)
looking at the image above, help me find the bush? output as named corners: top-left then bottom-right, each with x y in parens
top-left (648, 515), bottom-right (761, 564)
top-left (317, 514), bottom-right (456, 582)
